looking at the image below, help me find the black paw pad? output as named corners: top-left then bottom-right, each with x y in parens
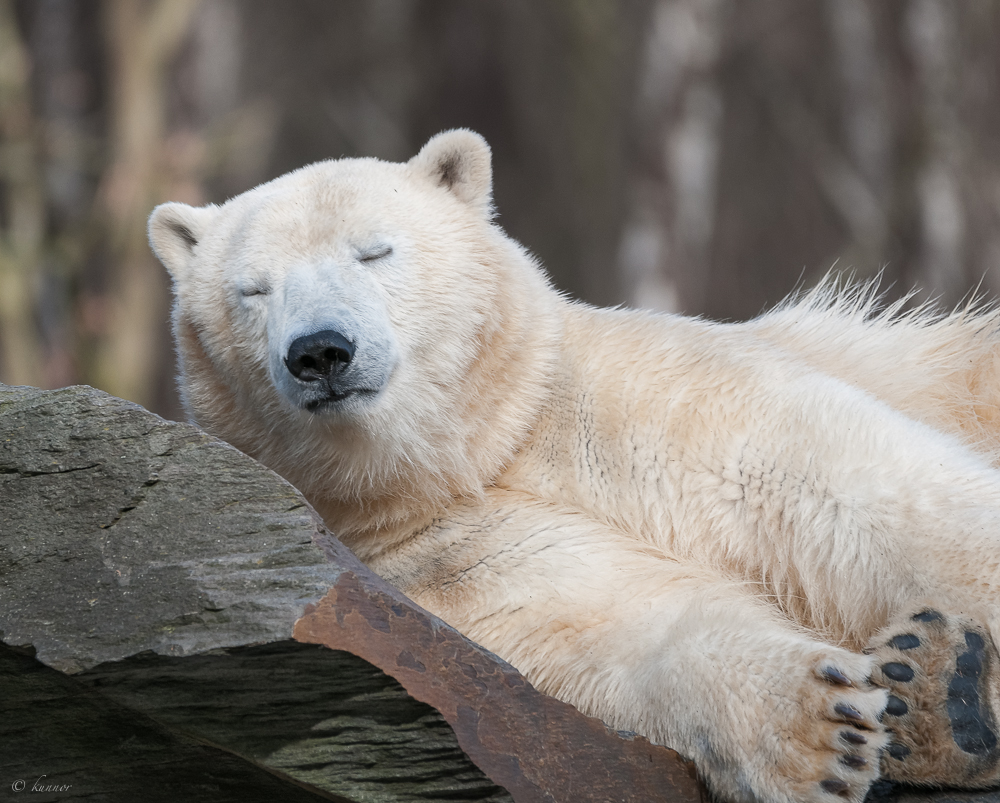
top-left (840, 754), bottom-right (867, 769)
top-left (912, 609), bottom-right (943, 623)
top-left (882, 662), bottom-right (914, 682)
top-left (885, 695), bottom-right (908, 717)
top-left (946, 630), bottom-right (999, 756)
top-left (887, 634), bottom-right (920, 650)
top-left (886, 743), bottom-right (911, 760)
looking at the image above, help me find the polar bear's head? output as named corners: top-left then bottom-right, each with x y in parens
top-left (149, 130), bottom-right (559, 541)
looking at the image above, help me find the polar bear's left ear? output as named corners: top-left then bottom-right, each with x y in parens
top-left (148, 202), bottom-right (219, 281)
top-left (410, 129), bottom-right (493, 216)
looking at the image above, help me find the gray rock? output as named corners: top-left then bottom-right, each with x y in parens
top-left (1, 642), bottom-right (354, 803)
top-left (0, 383), bottom-right (341, 673)
top-left (75, 640), bottom-right (510, 803)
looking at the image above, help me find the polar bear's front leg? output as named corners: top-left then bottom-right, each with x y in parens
top-left (384, 499), bottom-right (889, 803)
top-left (655, 594), bottom-right (890, 803)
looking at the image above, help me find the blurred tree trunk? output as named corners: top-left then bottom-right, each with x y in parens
top-left (625, 0), bottom-right (1000, 318)
top-left (28, 0), bottom-right (99, 392)
top-left (0, 0), bottom-right (45, 387)
top-left (93, 0), bottom-right (199, 407)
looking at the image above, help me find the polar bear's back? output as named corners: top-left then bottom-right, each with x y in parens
top-left (747, 283), bottom-right (1000, 463)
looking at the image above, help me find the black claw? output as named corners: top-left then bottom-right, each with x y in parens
top-left (820, 778), bottom-right (851, 796)
top-left (886, 743), bottom-right (911, 760)
top-left (824, 667), bottom-right (853, 686)
top-left (841, 730), bottom-right (867, 745)
top-left (885, 695), bottom-right (908, 716)
top-left (882, 662), bottom-right (915, 682)
top-left (840, 754), bottom-right (867, 769)
top-left (912, 609), bottom-right (943, 623)
top-left (887, 634), bottom-right (921, 650)
top-left (835, 702), bottom-right (864, 722)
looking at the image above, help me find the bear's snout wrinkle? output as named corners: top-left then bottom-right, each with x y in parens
top-left (285, 330), bottom-right (355, 382)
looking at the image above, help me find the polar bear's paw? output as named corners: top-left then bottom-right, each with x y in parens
top-left (781, 655), bottom-right (888, 801)
top-left (867, 608), bottom-right (1000, 787)
top-left (735, 651), bottom-right (888, 803)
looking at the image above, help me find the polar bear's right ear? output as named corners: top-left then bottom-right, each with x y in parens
top-left (148, 202), bottom-right (218, 280)
top-left (410, 129), bottom-right (493, 216)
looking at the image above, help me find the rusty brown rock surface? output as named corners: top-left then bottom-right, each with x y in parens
top-left (269, 481), bottom-right (717, 801)
top-left (294, 550), bottom-right (711, 803)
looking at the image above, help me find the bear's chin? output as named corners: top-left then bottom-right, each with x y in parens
top-left (299, 387), bottom-right (380, 415)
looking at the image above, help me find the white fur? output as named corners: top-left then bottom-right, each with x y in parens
top-left (151, 130), bottom-right (1000, 803)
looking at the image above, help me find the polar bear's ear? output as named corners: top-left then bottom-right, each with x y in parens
top-left (148, 202), bottom-right (218, 280)
top-left (410, 129), bottom-right (493, 216)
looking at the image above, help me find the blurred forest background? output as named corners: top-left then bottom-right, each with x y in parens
top-left (3, 0), bottom-right (1000, 421)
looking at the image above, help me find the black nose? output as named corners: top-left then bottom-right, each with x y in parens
top-left (285, 330), bottom-right (355, 381)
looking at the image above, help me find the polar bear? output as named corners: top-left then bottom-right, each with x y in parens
top-left (149, 129), bottom-right (1000, 803)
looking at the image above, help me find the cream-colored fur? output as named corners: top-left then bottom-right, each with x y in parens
top-left (150, 130), bottom-right (1000, 803)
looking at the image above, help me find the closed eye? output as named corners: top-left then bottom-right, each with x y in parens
top-left (240, 283), bottom-right (270, 297)
top-left (359, 244), bottom-right (393, 263)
